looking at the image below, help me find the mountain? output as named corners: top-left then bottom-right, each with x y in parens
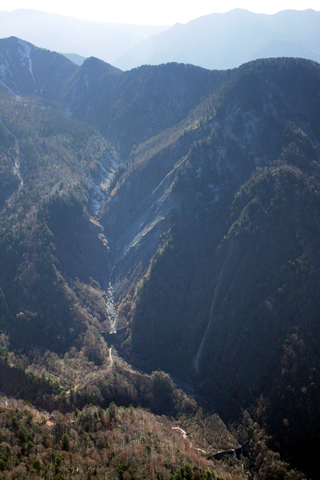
top-left (115, 9), bottom-right (320, 70)
top-left (0, 36), bottom-right (77, 99)
top-left (2, 9), bottom-right (320, 72)
top-left (0, 37), bottom-right (225, 158)
top-left (0, 9), bottom-right (168, 66)
top-left (117, 59), bottom-right (320, 476)
top-left (64, 61), bottom-right (225, 160)
top-left (1, 38), bottom-right (320, 477)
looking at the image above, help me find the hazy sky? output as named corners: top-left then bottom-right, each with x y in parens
top-left (1, 0), bottom-right (320, 25)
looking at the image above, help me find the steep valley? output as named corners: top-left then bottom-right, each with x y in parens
top-left (0, 37), bottom-right (320, 478)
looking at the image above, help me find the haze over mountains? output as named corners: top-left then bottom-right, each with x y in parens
top-left (1, 8), bottom-right (320, 70)
top-left (116, 8), bottom-right (320, 70)
top-left (1, 15), bottom-right (320, 479)
top-left (0, 9), bottom-right (168, 67)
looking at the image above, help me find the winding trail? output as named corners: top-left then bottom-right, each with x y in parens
top-left (172, 427), bottom-right (207, 454)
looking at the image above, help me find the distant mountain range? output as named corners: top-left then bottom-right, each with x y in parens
top-left (116, 8), bottom-right (320, 70)
top-left (0, 9), bottom-right (168, 67)
top-left (1, 8), bottom-right (320, 70)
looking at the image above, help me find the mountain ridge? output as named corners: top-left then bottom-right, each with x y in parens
top-left (2, 9), bottom-right (320, 71)
top-left (115, 8), bottom-right (320, 70)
